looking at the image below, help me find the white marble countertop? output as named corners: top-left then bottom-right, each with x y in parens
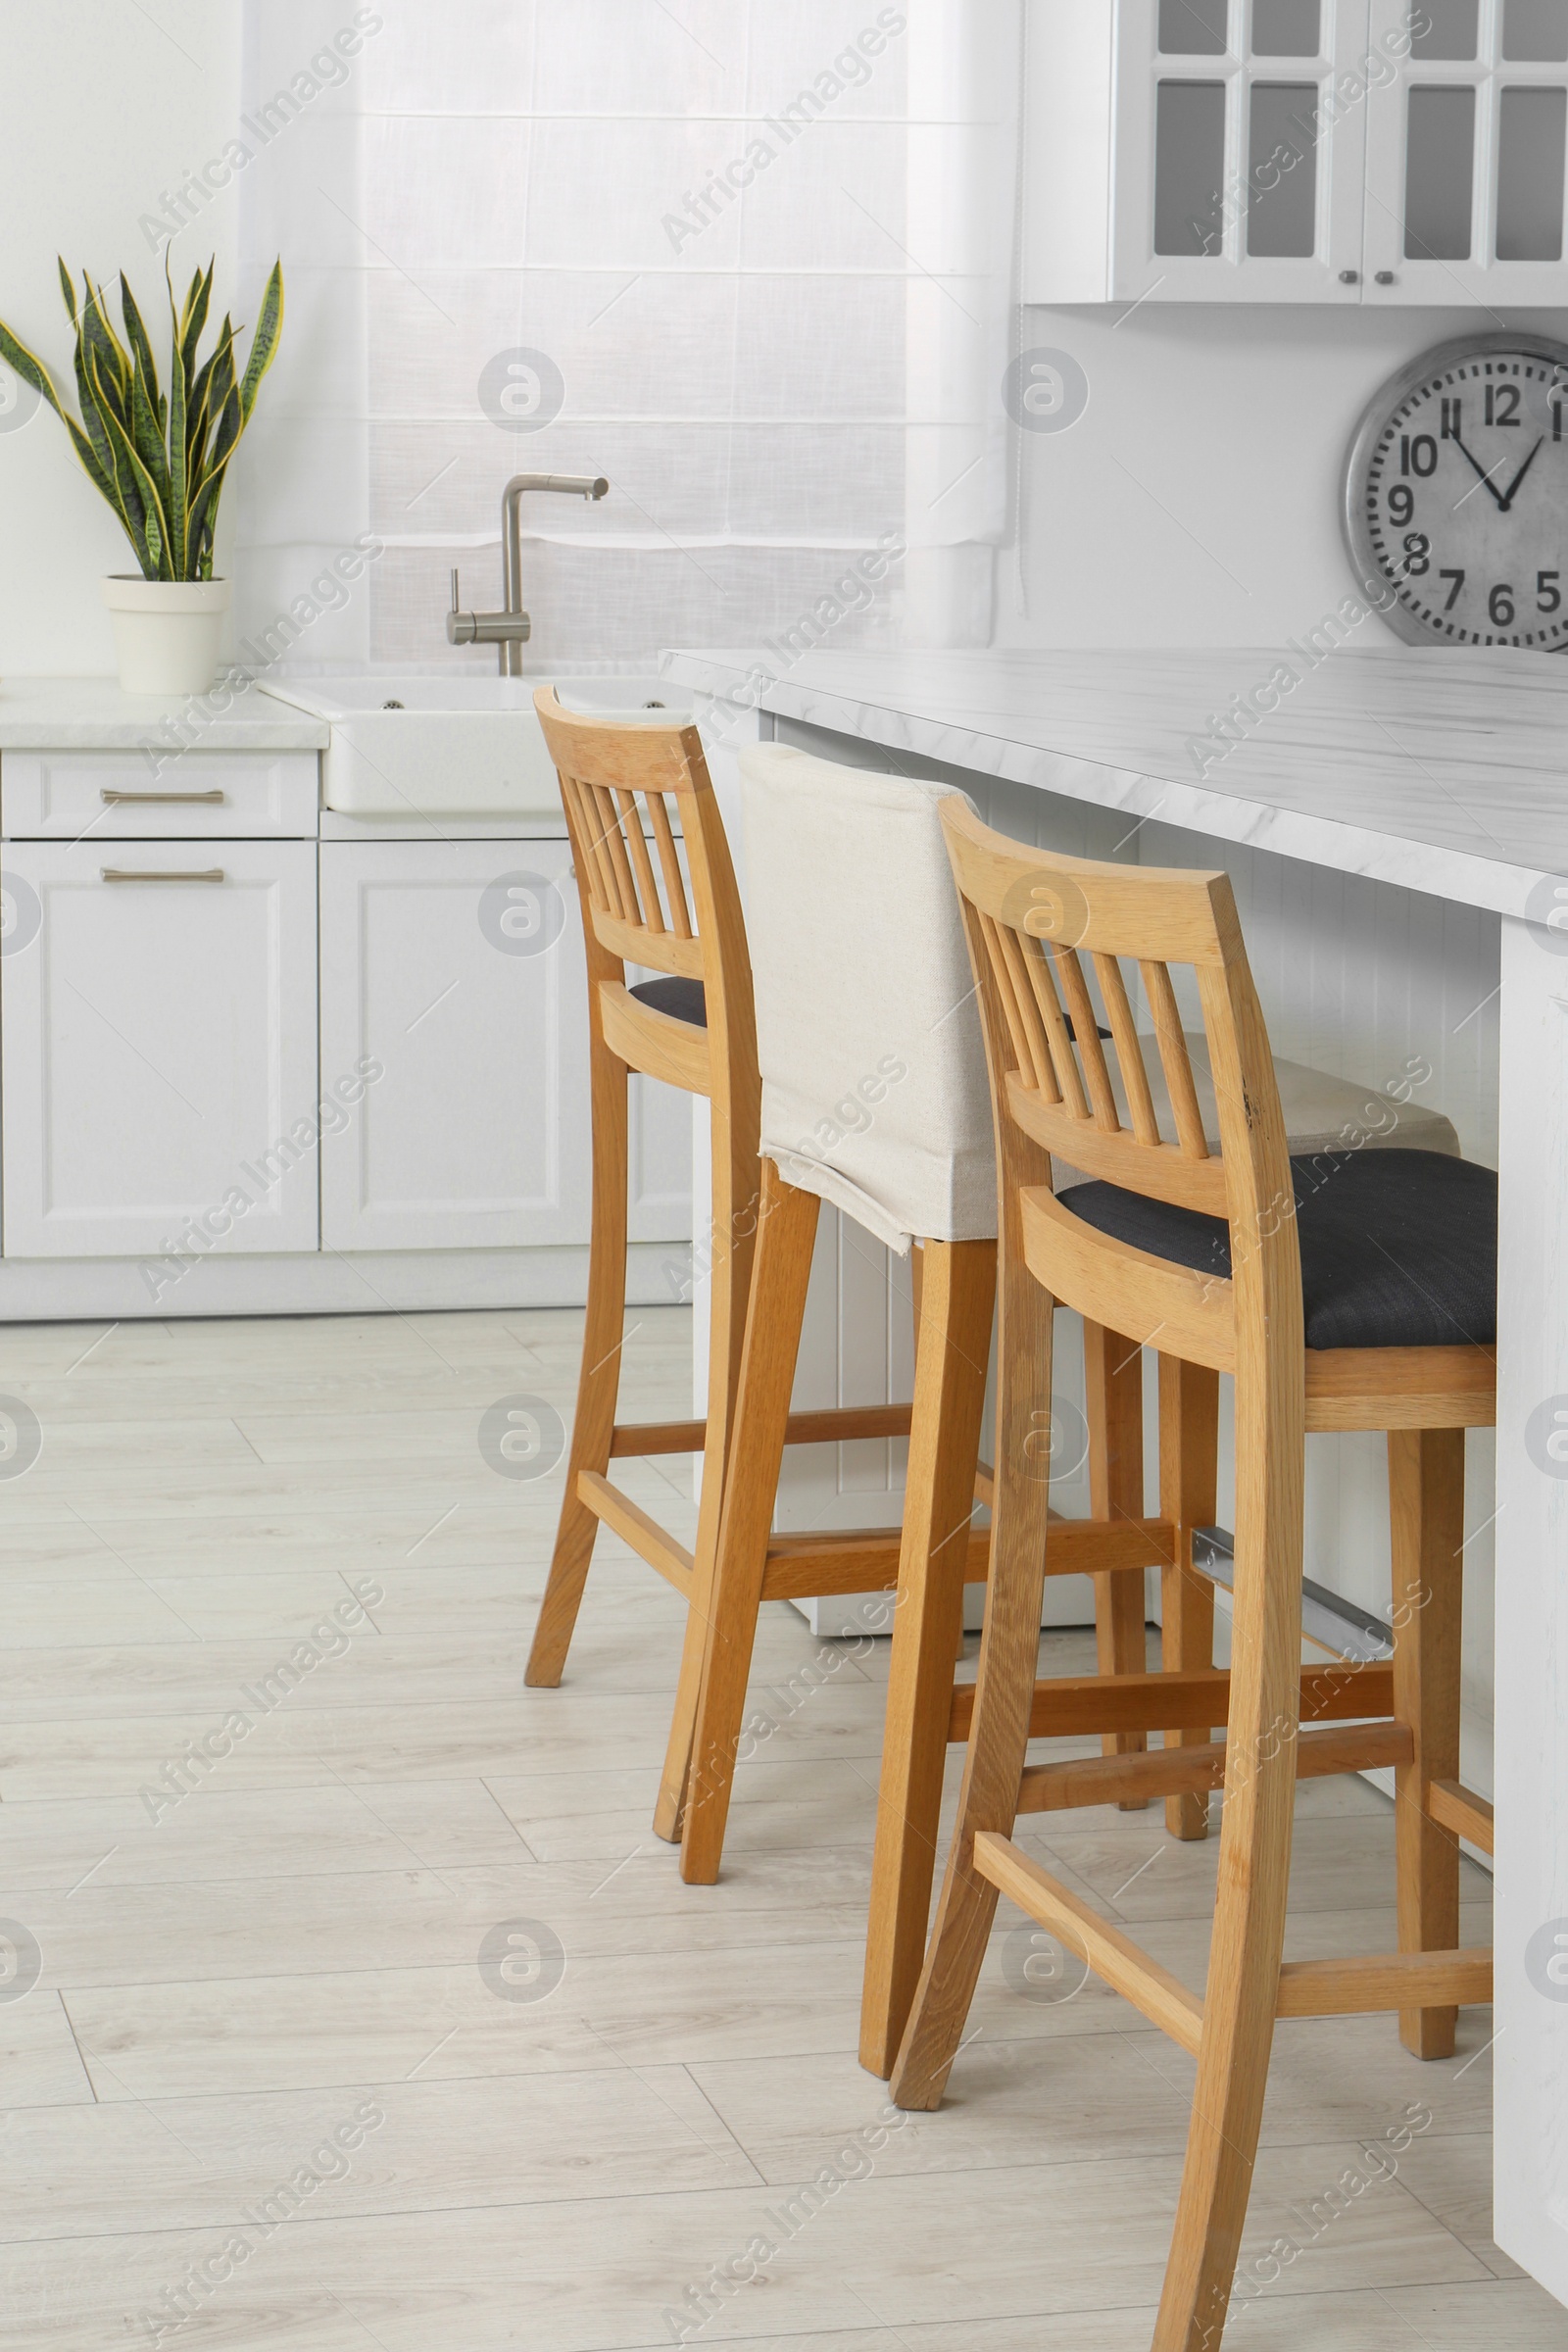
top-left (662, 644), bottom-right (1568, 919)
top-left (0, 676), bottom-right (328, 752)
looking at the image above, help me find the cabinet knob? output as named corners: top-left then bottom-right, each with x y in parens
top-left (1375, 270), bottom-right (1396, 284)
top-left (1340, 269), bottom-right (1359, 283)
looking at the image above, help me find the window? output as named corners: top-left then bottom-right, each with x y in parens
top-left (236, 3), bottom-right (1016, 669)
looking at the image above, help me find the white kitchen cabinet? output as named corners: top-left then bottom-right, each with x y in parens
top-left (1025, 0), bottom-right (1568, 304)
top-left (1, 749), bottom-right (318, 839)
top-left (1027, 1), bottom-right (1372, 302)
top-left (0, 842), bottom-right (319, 1259)
top-left (318, 840), bottom-right (692, 1254)
top-left (1365, 0), bottom-right (1568, 300)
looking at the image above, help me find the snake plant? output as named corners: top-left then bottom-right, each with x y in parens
top-left (0, 257), bottom-right (283, 582)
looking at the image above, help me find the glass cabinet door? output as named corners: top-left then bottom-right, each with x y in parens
top-left (1364, 0), bottom-right (1568, 298)
top-left (1111, 0), bottom-right (1372, 300)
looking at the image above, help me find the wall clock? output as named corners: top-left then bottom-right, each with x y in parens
top-left (1344, 331), bottom-right (1568, 652)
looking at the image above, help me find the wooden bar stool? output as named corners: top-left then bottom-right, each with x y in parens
top-left (679, 746), bottom-right (1463, 2078)
top-left (522, 691), bottom-right (755, 1840)
top-left (675, 748), bottom-right (1168, 1902)
top-left (890, 803), bottom-right (1496, 2352)
top-left (523, 692), bottom-right (922, 1837)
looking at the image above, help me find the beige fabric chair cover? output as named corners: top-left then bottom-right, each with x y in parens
top-left (740, 745), bottom-right (994, 1251)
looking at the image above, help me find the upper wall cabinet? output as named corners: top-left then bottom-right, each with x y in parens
top-left (1365, 0), bottom-right (1568, 299)
top-left (1024, 0), bottom-right (1568, 304)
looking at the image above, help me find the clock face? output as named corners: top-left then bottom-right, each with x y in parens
top-left (1344, 334), bottom-right (1568, 652)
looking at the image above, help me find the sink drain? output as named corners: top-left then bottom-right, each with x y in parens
top-left (382, 698), bottom-right (405, 710)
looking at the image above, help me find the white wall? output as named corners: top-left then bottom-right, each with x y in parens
top-left (0, 2), bottom-right (239, 676)
top-left (1002, 299), bottom-right (1568, 649)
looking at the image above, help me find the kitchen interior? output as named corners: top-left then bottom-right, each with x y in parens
top-left (0, 2), bottom-right (1564, 2346)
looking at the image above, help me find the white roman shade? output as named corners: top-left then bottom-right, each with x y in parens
top-left (227, 0), bottom-right (1021, 674)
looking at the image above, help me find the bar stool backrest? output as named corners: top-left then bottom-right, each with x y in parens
top-left (937, 796), bottom-right (1302, 1382)
top-left (534, 687), bottom-right (759, 1126)
top-left (738, 744), bottom-right (995, 1253)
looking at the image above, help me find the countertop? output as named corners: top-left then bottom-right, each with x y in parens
top-left (0, 677), bottom-right (329, 752)
top-left (662, 644), bottom-right (1568, 918)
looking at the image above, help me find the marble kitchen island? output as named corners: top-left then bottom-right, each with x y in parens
top-left (664, 641), bottom-right (1568, 2316)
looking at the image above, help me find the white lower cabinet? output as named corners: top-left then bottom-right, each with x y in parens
top-left (318, 840), bottom-right (691, 1254)
top-left (0, 841), bottom-right (319, 1259)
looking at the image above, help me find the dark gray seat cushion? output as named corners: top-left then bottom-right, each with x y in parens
top-left (629, 977), bottom-right (707, 1027)
top-left (624, 979), bottom-right (1092, 1042)
top-left (1056, 1150), bottom-right (1496, 1350)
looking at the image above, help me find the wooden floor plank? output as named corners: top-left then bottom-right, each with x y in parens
top-left (0, 1304), bottom-right (1531, 2352)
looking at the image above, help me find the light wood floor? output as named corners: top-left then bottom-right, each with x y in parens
top-left (0, 1304), bottom-right (1554, 2351)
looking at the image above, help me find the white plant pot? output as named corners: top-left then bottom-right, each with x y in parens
top-left (101, 577), bottom-right (231, 696)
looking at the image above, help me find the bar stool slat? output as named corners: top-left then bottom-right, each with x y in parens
top-left (615, 788), bottom-right (666, 933)
top-left (1054, 945), bottom-right (1121, 1129)
top-left (1018, 922), bottom-right (1091, 1114)
top-left (985, 913), bottom-right (1056, 1102)
top-left (647, 789), bottom-right (694, 938)
top-left (1096, 951), bottom-right (1162, 1146)
top-left (591, 782), bottom-right (642, 922)
top-left (1142, 956), bottom-right (1211, 1159)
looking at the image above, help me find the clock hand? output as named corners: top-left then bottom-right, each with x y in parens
top-left (1448, 430), bottom-right (1509, 510)
top-left (1498, 434), bottom-right (1545, 513)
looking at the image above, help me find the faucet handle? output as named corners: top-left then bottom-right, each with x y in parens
top-left (446, 569), bottom-right (479, 647)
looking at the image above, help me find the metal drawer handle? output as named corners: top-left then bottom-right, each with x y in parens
top-left (100, 788), bottom-right (225, 806)
top-left (100, 867), bottom-right (225, 884)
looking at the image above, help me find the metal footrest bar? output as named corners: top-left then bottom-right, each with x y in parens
top-left (1193, 1525), bottom-right (1396, 1663)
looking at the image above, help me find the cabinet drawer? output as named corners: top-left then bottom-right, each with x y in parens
top-left (2, 750), bottom-right (319, 838)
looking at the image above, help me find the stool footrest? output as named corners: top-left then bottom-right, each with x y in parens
top-left (1015, 1718), bottom-right (1412, 1815)
top-left (948, 1662), bottom-right (1396, 1745)
top-left (1427, 1777), bottom-right (1495, 1855)
top-left (610, 1402), bottom-right (918, 1460)
top-left (974, 1837), bottom-right (1492, 2057)
top-left (1276, 1948), bottom-right (1494, 2018)
top-left (760, 1526), bottom-right (989, 1602)
top-left (1042, 1516), bottom-right (1176, 1575)
top-left (576, 1472), bottom-right (694, 1595)
top-left (758, 1511), bottom-right (1179, 1605)
top-left (973, 1835), bottom-right (1205, 2054)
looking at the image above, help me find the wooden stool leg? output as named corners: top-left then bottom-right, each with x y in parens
top-left (526, 1046), bottom-right (629, 1688)
top-left (1153, 1333), bottom-right (1302, 2352)
top-left (677, 1166), bottom-right (819, 1884)
top-left (890, 1181), bottom-right (1054, 2110)
top-left (652, 1100), bottom-right (764, 1843)
top-left (1084, 1320), bottom-right (1150, 1804)
top-left (1390, 1426), bottom-right (1465, 2061)
top-left (907, 1244), bottom-right (971, 1670)
top-left (1158, 1354), bottom-right (1221, 1841)
top-left (860, 1238), bottom-right (997, 2078)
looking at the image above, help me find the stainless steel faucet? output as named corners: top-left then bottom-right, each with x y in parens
top-left (447, 472), bottom-right (610, 675)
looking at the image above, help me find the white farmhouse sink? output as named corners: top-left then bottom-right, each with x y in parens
top-left (259, 674), bottom-right (691, 818)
